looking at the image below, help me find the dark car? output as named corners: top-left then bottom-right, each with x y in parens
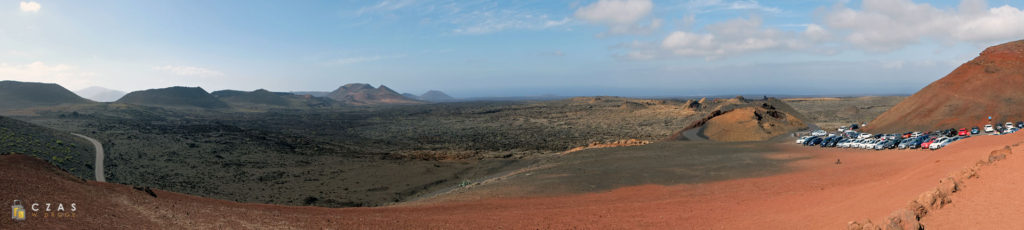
top-left (831, 137), bottom-right (844, 147)
top-left (971, 126), bottom-right (980, 134)
top-left (945, 128), bottom-right (957, 137)
top-left (809, 137), bottom-right (824, 146)
top-left (850, 124), bottom-right (859, 130)
top-left (804, 137), bottom-right (821, 146)
top-left (1017, 121), bottom-right (1023, 129)
top-left (819, 136), bottom-right (833, 147)
top-left (885, 140), bottom-right (899, 149)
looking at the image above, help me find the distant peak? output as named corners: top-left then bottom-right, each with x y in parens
top-left (341, 83), bottom-right (374, 90)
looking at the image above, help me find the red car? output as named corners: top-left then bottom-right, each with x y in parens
top-left (921, 137), bottom-right (937, 149)
top-left (958, 128), bottom-right (969, 136)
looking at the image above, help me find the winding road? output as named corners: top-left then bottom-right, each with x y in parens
top-left (71, 133), bottom-right (105, 182)
top-left (680, 126), bottom-right (709, 141)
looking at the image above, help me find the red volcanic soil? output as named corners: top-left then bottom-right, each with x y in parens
top-left (2, 134), bottom-right (1022, 229)
top-left (867, 40), bottom-right (1024, 133)
top-left (920, 141), bottom-right (1024, 228)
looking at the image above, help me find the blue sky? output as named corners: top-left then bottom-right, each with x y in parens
top-left (2, 0), bottom-right (1024, 97)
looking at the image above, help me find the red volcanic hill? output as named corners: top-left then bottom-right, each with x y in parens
top-left (327, 83), bottom-right (423, 105)
top-left (867, 40), bottom-right (1024, 133)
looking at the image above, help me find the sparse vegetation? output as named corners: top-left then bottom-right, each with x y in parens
top-left (13, 96), bottom-right (701, 207)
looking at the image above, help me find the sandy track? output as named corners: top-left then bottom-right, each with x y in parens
top-left (71, 133), bottom-right (104, 182)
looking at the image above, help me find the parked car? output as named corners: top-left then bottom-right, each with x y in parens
top-left (838, 126), bottom-right (847, 132)
top-left (897, 139), bottom-right (910, 149)
top-left (911, 132), bottom-right (923, 138)
top-left (971, 127), bottom-right (980, 134)
top-left (819, 136), bottom-right (833, 147)
top-left (831, 137), bottom-right (844, 147)
top-left (931, 137), bottom-right (960, 150)
top-left (929, 137), bottom-right (950, 150)
top-left (1007, 122), bottom-right (1015, 129)
top-left (858, 133), bottom-right (872, 139)
top-left (1017, 121), bottom-right (1024, 129)
top-left (908, 137), bottom-right (922, 149)
top-left (985, 124), bottom-right (995, 133)
top-left (796, 136), bottom-right (812, 144)
top-left (885, 140), bottom-right (899, 149)
top-left (921, 137), bottom-right (938, 149)
top-left (874, 140), bottom-right (889, 150)
top-left (811, 129), bottom-right (828, 137)
top-left (958, 128), bottom-right (969, 136)
top-left (806, 137), bottom-right (823, 146)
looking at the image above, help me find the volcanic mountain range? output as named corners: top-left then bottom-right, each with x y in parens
top-left (0, 82), bottom-right (448, 110)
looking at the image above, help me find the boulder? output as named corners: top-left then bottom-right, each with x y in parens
top-left (937, 176), bottom-right (960, 196)
top-left (916, 188), bottom-right (950, 211)
top-left (905, 200), bottom-right (927, 219)
top-left (849, 219), bottom-right (882, 230)
top-left (989, 146), bottom-right (1011, 163)
top-left (884, 208), bottom-right (921, 230)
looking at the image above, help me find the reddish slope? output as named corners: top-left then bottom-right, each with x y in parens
top-left (867, 40), bottom-right (1024, 133)
top-left (3, 133), bottom-right (1022, 229)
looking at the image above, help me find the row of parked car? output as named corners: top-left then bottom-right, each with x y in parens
top-left (794, 121), bottom-right (1024, 151)
top-left (797, 133), bottom-right (969, 150)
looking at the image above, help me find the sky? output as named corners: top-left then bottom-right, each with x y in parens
top-left (1, 0), bottom-right (1023, 98)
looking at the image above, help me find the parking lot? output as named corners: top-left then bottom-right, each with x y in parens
top-left (796, 122), bottom-right (1023, 150)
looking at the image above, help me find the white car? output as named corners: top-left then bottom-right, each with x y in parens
top-left (929, 137), bottom-right (949, 150)
top-left (796, 136), bottom-right (812, 144)
top-left (985, 124), bottom-right (995, 133)
top-left (911, 132), bottom-right (922, 138)
top-left (860, 139), bottom-right (873, 149)
top-left (1007, 122), bottom-right (1015, 129)
top-left (811, 130), bottom-right (828, 137)
top-left (858, 133), bottom-right (872, 139)
top-left (931, 137), bottom-right (953, 150)
top-left (845, 140), bottom-right (856, 148)
top-left (838, 126), bottom-right (847, 132)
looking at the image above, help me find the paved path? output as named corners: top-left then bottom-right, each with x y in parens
top-left (681, 126), bottom-right (709, 141)
top-left (71, 133), bottom-right (105, 182)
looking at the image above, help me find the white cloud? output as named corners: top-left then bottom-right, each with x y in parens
top-left (19, 1), bottom-right (40, 12)
top-left (825, 0), bottom-right (1024, 51)
top-left (656, 17), bottom-right (827, 59)
top-left (353, 1), bottom-right (572, 35)
top-left (681, 0), bottom-right (782, 14)
top-left (452, 13), bottom-right (572, 35)
top-left (357, 0), bottom-right (416, 15)
top-left (724, 0), bottom-right (780, 13)
top-left (152, 65), bottom-right (225, 77)
top-left (574, 0), bottom-right (660, 35)
top-left (0, 61), bottom-right (98, 90)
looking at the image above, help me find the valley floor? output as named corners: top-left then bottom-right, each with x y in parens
top-left (3, 132), bottom-right (1022, 229)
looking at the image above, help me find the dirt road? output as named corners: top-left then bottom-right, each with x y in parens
top-left (71, 133), bottom-right (104, 182)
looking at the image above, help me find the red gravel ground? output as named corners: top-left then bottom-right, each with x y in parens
top-left (920, 138), bottom-right (1024, 229)
top-left (1, 133), bottom-right (1021, 229)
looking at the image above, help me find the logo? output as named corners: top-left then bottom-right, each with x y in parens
top-left (10, 200), bottom-right (78, 221)
top-left (11, 200), bottom-right (25, 221)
